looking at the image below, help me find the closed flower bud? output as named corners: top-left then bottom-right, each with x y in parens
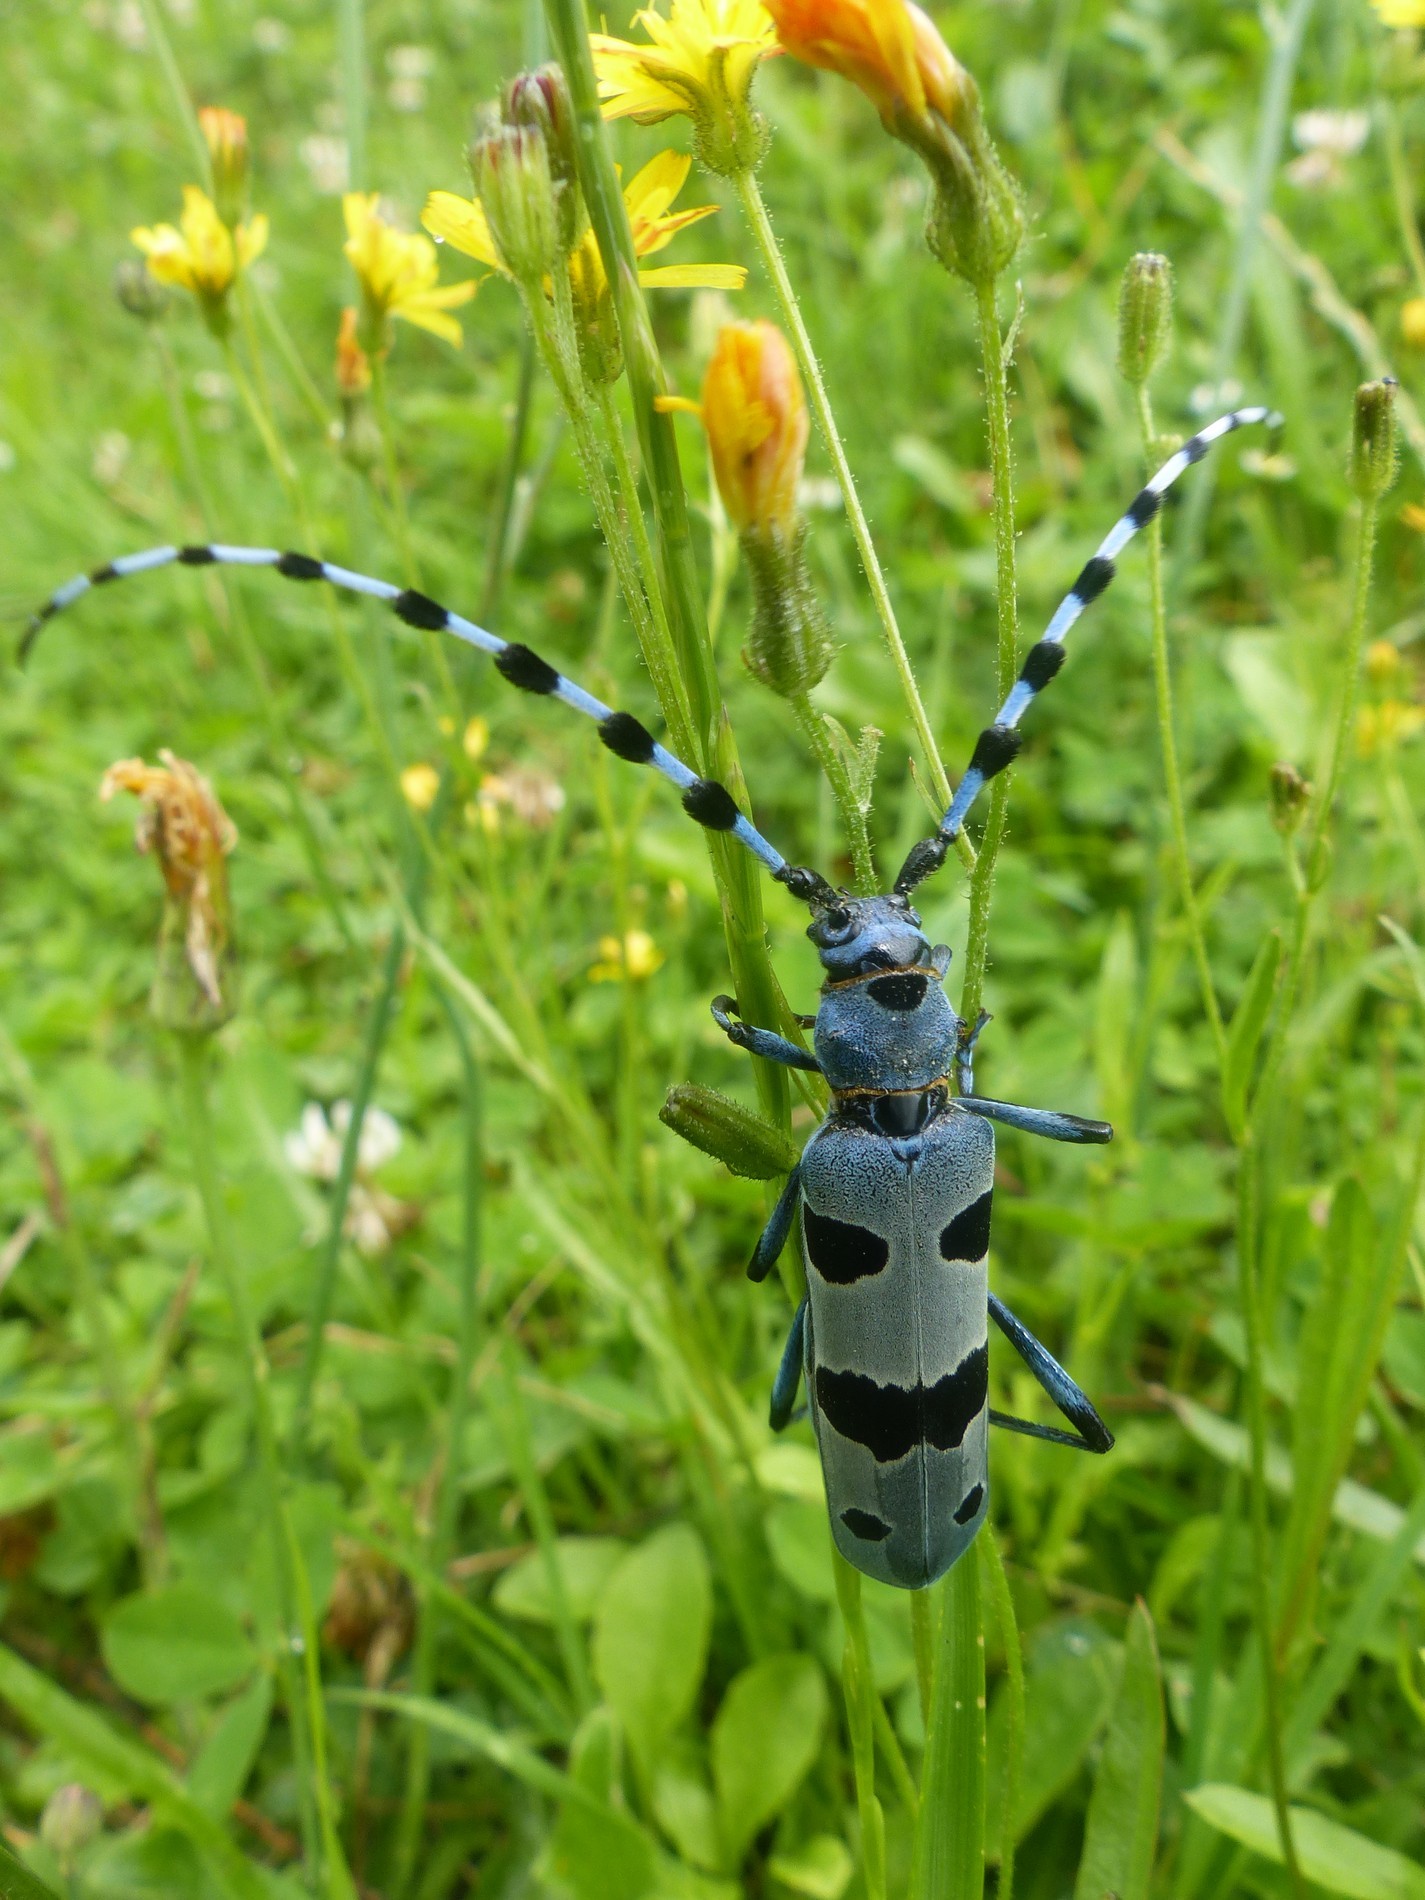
top-left (199, 106), bottom-right (251, 229)
top-left (1349, 379), bottom-right (1399, 499)
top-left (660, 1082), bottom-right (801, 1178)
top-left (40, 1784), bottom-right (102, 1872)
top-left (703, 321), bottom-right (808, 536)
top-left (1117, 252), bottom-right (1173, 387)
top-left (1268, 761), bottom-right (1311, 835)
top-left (113, 257), bottom-right (172, 323)
top-left (503, 67), bottom-right (577, 191)
top-left (100, 750), bottom-right (238, 1033)
top-left (472, 123), bottom-right (559, 290)
top-left (741, 524), bottom-right (832, 697)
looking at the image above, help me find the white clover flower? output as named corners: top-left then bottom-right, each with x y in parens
top-left (285, 1102), bottom-right (408, 1256)
top-left (1286, 109), bottom-right (1370, 189)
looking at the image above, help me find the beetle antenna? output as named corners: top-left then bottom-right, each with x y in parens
top-left (894, 405), bottom-right (1282, 895)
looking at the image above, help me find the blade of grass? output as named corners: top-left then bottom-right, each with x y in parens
top-left (910, 1558), bottom-right (985, 1900)
top-left (1072, 1600), bottom-right (1165, 1900)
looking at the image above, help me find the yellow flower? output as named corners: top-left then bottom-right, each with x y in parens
top-left (1374, 0), bottom-right (1425, 24)
top-left (1402, 298), bottom-right (1425, 350)
top-left (763, 0), bottom-right (970, 137)
top-left (131, 186), bottom-right (268, 325)
top-left (400, 762), bottom-right (441, 811)
top-left (423, 148), bottom-right (745, 299)
top-left (590, 929), bottom-right (665, 981)
top-left (1366, 638), bottom-right (1402, 687)
top-left (592, 0), bottom-right (779, 172)
top-left (700, 319), bottom-right (808, 533)
top-left (463, 716), bottom-right (490, 762)
top-left (100, 749), bottom-right (238, 1026)
top-left (343, 193), bottom-right (476, 350)
top-left (1358, 699), bottom-right (1425, 755)
top-left (1401, 501), bottom-right (1425, 533)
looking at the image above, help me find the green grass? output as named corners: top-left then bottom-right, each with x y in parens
top-left (2, 0), bottom-right (1425, 1896)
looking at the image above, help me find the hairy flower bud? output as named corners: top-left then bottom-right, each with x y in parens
top-left (100, 750), bottom-right (238, 1033)
top-left (1117, 252), bottom-right (1174, 388)
top-left (199, 106), bottom-right (251, 229)
top-left (1348, 378), bottom-right (1399, 500)
top-left (660, 1082), bottom-right (801, 1178)
top-left (471, 123), bottom-right (559, 290)
top-left (1268, 761), bottom-right (1311, 835)
top-left (741, 524), bottom-right (833, 697)
top-left (503, 66), bottom-right (578, 190)
top-left (113, 257), bottom-right (172, 323)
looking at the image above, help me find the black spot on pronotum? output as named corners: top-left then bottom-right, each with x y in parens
top-left (841, 1508), bottom-right (892, 1543)
top-left (815, 1368), bottom-right (917, 1463)
top-left (90, 563), bottom-right (119, 586)
top-left (275, 550), bottom-right (324, 581)
top-left (495, 642), bottom-right (560, 694)
top-left (179, 545), bottom-right (218, 566)
top-left (867, 973), bottom-right (929, 1012)
top-left (394, 588), bottom-right (449, 631)
top-left (598, 711), bottom-right (656, 764)
top-left (940, 1189), bottom-right (993, 1264)
top-left (1125, 486), bottom-right (1162, 528)
top-left (682, 777), bottom-right (741, 831)
top-left (953, 1483), bottom-right (985, 1526)
top-left (923, 1345), bottom-right (989, 1452)
top-left (968, 724), bottom-right (1023, 782)
top-left (1182, 432), bottom-right (1209, 464)
top-left (804, 1206), bottom-right (890, 1285)
top-left (1071, 554), bottom-right (1115, 605)
top-left (1019, 639), bottom-right (1067, 692)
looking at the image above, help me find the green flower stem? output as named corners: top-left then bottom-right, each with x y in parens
top-left (154, 332), bottom-right (356, 952)
top-left (481, 332), bottom-right (538, 622)
top-left (133, 0), bottom-right (210, 184)
top-left (979, 1528), bottom-right (1023, 1900)
top-left (388, 1003), bottom-right (485, 1898)
top-left (1384, 100), bottom-right (1425, 303)
top-left (1135, 385), bottom-right (1227, 1067)
top-left (733, 167), bottom-right (973, 875)
top-left (959, 279), bottom-right (1020, 1034)
top-left (546, 0), bottom-right (794, 1132)
top-left (594, 377), bottom-right (685, 683)
top-left (336, 0), bottom-right (367, 193)
top-left (790, 693), bottom-right (876, 893)
top-left (175, 1034), bottom-right (354, 1900)
top-left (831, 1549), bottom-right (888, 1900)
top-left (910, 1560), bottom-right (986, 1900)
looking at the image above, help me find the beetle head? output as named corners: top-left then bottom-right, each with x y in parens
top-left (807, 892), bottom-right (934, 977)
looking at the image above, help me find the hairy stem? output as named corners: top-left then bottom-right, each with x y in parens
top-left (791, 694), bottom-right (876, 893)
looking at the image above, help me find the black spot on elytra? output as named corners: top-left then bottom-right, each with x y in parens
top-left (867, 972), bottom-right (928, 1012)
top-left (804, 1205), bottom-right (889, 1285)
top-left (953, 1483), bottom-right (985, 1525)
top-left (841, 1508), bottom-right (892, 1542)
top-left (815, 1345), bottom-right (988, 1463)
top-left (940, 1190), bottom-right (992, 1264)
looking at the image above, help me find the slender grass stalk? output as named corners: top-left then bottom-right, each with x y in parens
top-left (132, 0), bottom-right (210, 183)
top-left (732, 167), bottom-right (973, 872)
top-left (481, 332), bottom-right (538, 620)
top-left (1135, 385), bottom-right (1228, 1066)
top-left (388, 1005), bottom-right (485, 1897)
top-left (911, 1560), bottom-right (986, 1900)
top-left (831, 1550), bottom-right (888, 1900)
top-left (336, 0), bottom-right (367, 194)
top-left (978, 1527), bottom-right (1023, 1900)
top-left (910, 1587), bottom-right (935, 1730)
top-left (174, 1035), bottom-right (354, 1899)
top-left (959, 279), bottom-right (1020, 1034)
top-left (369, 356), bottom-right (419, 587)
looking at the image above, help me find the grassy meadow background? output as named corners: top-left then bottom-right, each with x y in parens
top-left (3, 0), bottom-right (1425, 1894)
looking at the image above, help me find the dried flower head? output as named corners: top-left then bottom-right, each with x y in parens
top-left (131, 186), bottom-right (268, 335)
top-left (343, 193), bottom-right (476, 352)
top-left (592, 0), bottom-right (780, 174)
top-left (100, 749), bottom-right (238, 1031)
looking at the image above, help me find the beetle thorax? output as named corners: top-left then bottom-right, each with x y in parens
top-left (808, 893), bottom-right (961, 1095)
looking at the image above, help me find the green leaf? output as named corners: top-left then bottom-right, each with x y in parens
top-left (0, 1839), bottom-right (62, 1900)
top-left (767, 1836), bottom-right (855, 1900)
top-left (711, 1654), bottom-right (828, 1867)
top-left (652, 1743), bottom-right (721, 1871)
top-left (548, 1707), bottom-right (658, 1900)
top-left (187, 1673), bottom-right (273, 1819)
top-left (0, 1641), bottom-right (270, 1900)
top-left (1220, 931), bottom-right (1283, 1139)
top-left (1073, 1601), bottom-right (1164, 1900)
top-left (1184, 1785), bottom-right (1425, 1899)
top-left (592, 1525), bottom-right (710, 1774)
top-left (985, 1619), bottom-right (1121, 1852)
top-left (102, 1584), bottom-right (255, 1707)
top-left (493, 1537), bottom-right (629, 1624)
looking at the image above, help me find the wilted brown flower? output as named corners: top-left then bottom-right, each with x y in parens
top-left (100, 749), bottom-right (238, 1031)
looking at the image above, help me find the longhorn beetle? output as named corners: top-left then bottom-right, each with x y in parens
top-left (23, 405), bottom-right (1276, 1589)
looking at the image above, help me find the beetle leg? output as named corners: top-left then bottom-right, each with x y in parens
top-left (987, 1292), bottom-right (1114, 1453)
top-left (769, 1297), bottom-right (808, 1431)
top-left (957, 1093), bottom-right (1113, 1144)
top-left (748, 1163), bottom-right (801, 1283)
top-left (954, 1008), bottom-right (992, 1095)
top-left (711, 995), bottom-right (822, 1072)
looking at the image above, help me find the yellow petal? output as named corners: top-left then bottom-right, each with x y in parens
top-left (238, 212), bottom-right (269, 269)
top-left (624, 149), bottom-right (693, 225)
top-left (421, 191), bottom-right (502, 269)
top-left (655, 393), bottom-right (706, 415)
top-left (634, 199), bottom-right (720, 256)
top-left (393, 301), bottom-right (468, 346)
top-left (638, 262), bottom-right (747, 289)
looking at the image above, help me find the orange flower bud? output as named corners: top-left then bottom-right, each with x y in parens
top-left (199, 106), bottom-right (250, 228)
top-left (702, 319), bottom-right (808, 534)
top-left (335, 306), bottom-right (372, 396)
top-left (764, 0), bottom-right (970, 138)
